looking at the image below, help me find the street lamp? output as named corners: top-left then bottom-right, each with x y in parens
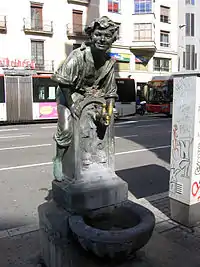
top-left (178, 24), bottom-right (186, 71)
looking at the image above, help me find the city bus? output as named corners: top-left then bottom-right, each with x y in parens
top-left (145, 75), bottom-right (173, 116)
top-left (115, 78), bottom-right (136, 118)
top-left (0, 73), bottom-right (136, 123)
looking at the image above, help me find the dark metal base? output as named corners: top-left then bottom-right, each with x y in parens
top-left (170, 198), bottom-right (200, 227)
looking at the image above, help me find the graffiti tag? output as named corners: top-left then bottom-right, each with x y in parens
top-left (192, 181), bottom-right (200, 200)
top-left (195, 143), bottom-right (200, 175)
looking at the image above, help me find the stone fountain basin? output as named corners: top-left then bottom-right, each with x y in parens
top-left (68, 200), bottom-right (155, 260)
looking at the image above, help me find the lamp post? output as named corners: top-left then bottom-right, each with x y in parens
top-left (178, 24), bottom-right (186, 71)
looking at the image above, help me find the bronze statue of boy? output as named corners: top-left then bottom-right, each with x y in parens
top-left (51, 16), bottom-right (119, 181)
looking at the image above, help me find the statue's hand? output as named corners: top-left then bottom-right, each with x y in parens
top-left (70, 103), bottom-right (82, 118)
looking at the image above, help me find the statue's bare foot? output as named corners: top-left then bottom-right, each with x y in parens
top-left (53, 157), bottom-right (64, 182)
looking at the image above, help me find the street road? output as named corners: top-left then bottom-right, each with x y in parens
top-left (0, 116), bottom-right (172, 231)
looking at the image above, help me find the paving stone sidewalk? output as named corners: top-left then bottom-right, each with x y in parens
top-left (1, 192), bottom-right (200, 267)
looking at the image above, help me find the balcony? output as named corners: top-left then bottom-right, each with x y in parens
top-left (23, 18), bottom-right (53, 36)
top-left (0, 16), bottom-right (7, 33)
top-left (67, 24), bottom-right (88, 39)
top-left (130, 39), bottom-right (156, 52)
top-left (67, 0), bottom-right (90, 4)
top-left (34, 60), bottom-right (55, 73)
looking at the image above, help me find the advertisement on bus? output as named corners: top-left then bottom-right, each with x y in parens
top-left (33, 102), bottom-right (58, 120)
top-left (39, 102), bottom-right (57, 119)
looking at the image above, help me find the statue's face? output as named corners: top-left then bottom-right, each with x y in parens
top-left (91, 28), bottom-right (114, 51)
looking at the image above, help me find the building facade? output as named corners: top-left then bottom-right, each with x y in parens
top-left (101, 0), bottom-right (178, 89)
top-left (178, 0), bottom-right (198, 72)
top-left (0, 0), bottom-right (178, 87)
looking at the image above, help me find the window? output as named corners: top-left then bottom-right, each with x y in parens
top-left (153, 58), bottom-right (171, 72)
top-left (114, 62), bottom-right (130, 72)
top-left (185, 45), bottom-right (196, 70)
top-left (135, 62), bottom-right (148, 71)
top-left (0, 76), bottom-right (5, 103)
top-left (160, 31), bottom-right (170, 47)
top-left (72, 10), bottom-right (83, 33)
top-left (160, 6), bottom-right (170, 23)
top-left (185, 13), bottom-right (195, 36)
top-left (31, 40), bottom-right (44, 69)
top-left (33, 77), bottom-right (58, 102)
top-left (31, 2), bottom-right (43, 30)
top-left (183, 51), bottom-right (186, 68)
top-left (134, 0), bottom-right (152, 14)
top-left (108, 0), bottom-right (121, 13)
top-left (185, 0), bottom-right (195, 4)
top-left (134, 23), bottom-right (152, 41)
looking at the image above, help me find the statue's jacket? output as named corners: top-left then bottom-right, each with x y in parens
top-left (51, 42), bottom-right (118, 106)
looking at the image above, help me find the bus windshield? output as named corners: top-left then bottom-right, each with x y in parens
top-left (116, 78), bottom-right (136, 103)
top-left (147, 79), bottom-right (173, 104)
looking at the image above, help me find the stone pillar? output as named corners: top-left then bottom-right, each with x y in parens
top-left (52, 97), bottom-right (128, 214)
top-left (169, 72), bottom-right (200, 227)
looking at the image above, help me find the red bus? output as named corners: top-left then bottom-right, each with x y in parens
top-left (146, 75), bottom-right (173, 117)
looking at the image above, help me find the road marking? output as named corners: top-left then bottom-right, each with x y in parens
top-left (115, 118), bottom-right (170, 127)
top-left (0, 134), bottom-right (31, 139)
top-left (115, 134), bottom-right (138, 139)
top-left (41, 126), bottom-right (57, 129)
top-left (0, 162), bottom-right (52, 171)
top-left (0, 128), bottom-right (19, 132)
top-left (0, 144), bottom-right (52, 151)
top-left (115, 120), bottom-right (137, 126)
top-left (115, 145), bottom-right (170, 156)
top-left (0, 145), bottom-right (170, 171)
top-left (136, 124), bottom-right (159, 128)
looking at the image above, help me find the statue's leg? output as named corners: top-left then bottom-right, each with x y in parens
top-left (53, 104), bottom-right (73, 181)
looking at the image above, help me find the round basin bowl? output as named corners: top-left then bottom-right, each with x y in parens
top-left (69, 200), bottom-right (155, 260)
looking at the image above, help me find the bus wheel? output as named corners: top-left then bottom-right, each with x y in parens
top-left (166, 113), bottom-right (172, 118)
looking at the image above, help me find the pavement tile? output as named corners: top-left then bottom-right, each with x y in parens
top-left (1, 228), bottom-right (200, 267)
top-left (7, 224), bottom-right (39, 237)
top-left (155, 220), bottom-right (178, 233)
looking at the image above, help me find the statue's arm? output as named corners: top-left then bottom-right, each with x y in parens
top-left (104, 67), bottom-right (118, 101)
top-left (51, 55), bottom-right (80, 113)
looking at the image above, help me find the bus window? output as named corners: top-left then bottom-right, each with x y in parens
top-left (47, 86), bottom-right (56, 100)
top-left (32, 76), bottom-right (58, 102)
top-left (38, 86), bottom-right (45, 100)
top-left (116, 79), bottom-right (136, 103)
top-left (0, 76), bottom-right (5, 103)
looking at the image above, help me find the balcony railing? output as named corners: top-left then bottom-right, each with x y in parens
top-left (67, 0), bottom-right (90, 4)
top-left (23, 18), bottom-right (53, 36)
top-left (34, 60), bottom-right (55, 73)
top-left (0, 16), bottom-right (7, 33)
top-left (67, 23), bottom-right (88, 39)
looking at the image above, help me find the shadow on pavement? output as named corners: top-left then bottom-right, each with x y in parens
top-left (117, 164), bottom-right (169, 199)
top-left (117, 164), bottom-right (171, 219)
top-left (0, 217), bottom-right (37, 232)
top-left (116, 117), bottom-right (172, 218)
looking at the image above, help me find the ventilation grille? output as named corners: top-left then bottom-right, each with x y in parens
top-left (176, 182), bottom-right (183, 195)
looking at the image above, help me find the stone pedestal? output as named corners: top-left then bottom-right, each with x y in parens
top-left (52, 173), bottom-right (128, 214)
top-left (54, 97), bottom-right (128, 213)
top-left (38, 200), bottom-right (155, 267)
top-left (169, 72), bottom-right (200, 227)
top-left (38, 97), bottom-right (154, 267)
